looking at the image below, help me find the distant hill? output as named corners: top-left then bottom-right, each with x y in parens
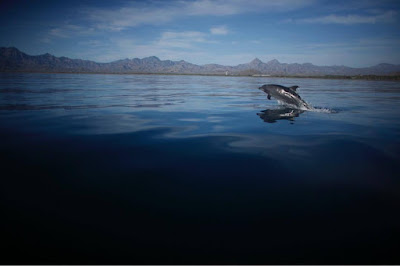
top-left (1, 47), bottom-right (400, 76)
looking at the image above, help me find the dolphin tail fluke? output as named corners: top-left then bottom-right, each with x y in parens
top-left (267, 94), bottom-right (271, 100)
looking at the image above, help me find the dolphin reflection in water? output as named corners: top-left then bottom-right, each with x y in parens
top-left (257, 107), bottom-right (304, 123)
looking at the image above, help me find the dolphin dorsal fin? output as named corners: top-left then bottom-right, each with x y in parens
top-left (289, 86), bottom-right (299, 91)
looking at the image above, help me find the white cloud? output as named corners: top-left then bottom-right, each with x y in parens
top-left (210, 25), bottom-right (229, 35)
top-left (299, 10), bottom-right (397, 24)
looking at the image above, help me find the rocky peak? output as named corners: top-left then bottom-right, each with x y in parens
top-left (0, 47), bottom-right (23, 57)
top-left (267, 59), bottom-right (280, 65)
top-left (249, 58), bottom-right (263, 65)
top-left (143, 56), bottom-right (161, 62)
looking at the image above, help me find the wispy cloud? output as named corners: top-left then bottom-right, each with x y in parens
top-left (156, 31), bottom-right (209, 48)
top-left (210, 25), bottom-right (229, 35)
top-left (298, 10), bottom-right (397, 24)
top-left (84, 0), bottom-right (314, 31)
top-left (80, 29), bottom-right (217, 62)
top-left (42, 23), bottom-right (96, 42)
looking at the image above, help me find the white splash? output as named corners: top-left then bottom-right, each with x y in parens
top-left (277, 100), bottom-right (337, 113)
top-left (308, 106), bottom-right (337, 113)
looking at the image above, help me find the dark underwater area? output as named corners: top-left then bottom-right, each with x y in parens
top-left (1, 73), bottom-right (400, 264)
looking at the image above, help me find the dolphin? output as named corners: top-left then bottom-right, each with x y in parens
top-left (258, 84), bottom-right (311, 109)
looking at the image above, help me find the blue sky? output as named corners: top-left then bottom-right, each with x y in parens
top-left (1, 0), bottom-right (400, 67)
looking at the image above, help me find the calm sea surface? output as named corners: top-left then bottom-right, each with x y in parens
top-left (1, 73), bottom-right (400, 264)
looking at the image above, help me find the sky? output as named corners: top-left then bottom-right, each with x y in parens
top-left (1, 0), bottom-right (400, 67)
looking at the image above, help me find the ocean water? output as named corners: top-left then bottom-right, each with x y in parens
top-left (1, 73), bottom-right (399, 264)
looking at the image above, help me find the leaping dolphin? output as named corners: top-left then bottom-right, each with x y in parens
top-left (258, 84), bottom-right (311, 109)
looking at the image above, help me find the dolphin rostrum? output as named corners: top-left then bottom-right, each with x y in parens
top-left (258, 84), bottom-right (311, 109)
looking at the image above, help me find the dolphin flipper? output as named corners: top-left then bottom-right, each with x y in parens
top-left (267, 94), bottom-right (271, 100)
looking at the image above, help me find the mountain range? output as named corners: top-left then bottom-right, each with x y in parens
top-left (1, 47), bottom-right (400, 76)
